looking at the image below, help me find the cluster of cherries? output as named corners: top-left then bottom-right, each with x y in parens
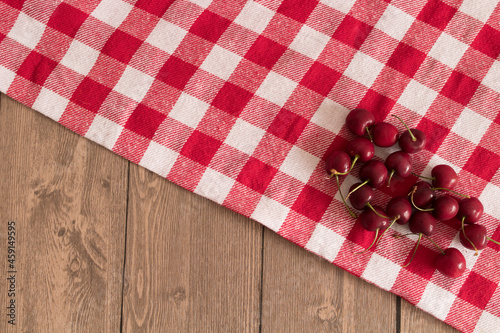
top-left (326, 108), bottom-right (499, 278)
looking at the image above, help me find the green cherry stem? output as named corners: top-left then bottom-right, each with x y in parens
top-left (431, 187), bottom-right (470, 198)
top-left (409, 186), bottom-right (433, 212)
top-left (403, 233), bottom-right (423, 267)
top-left (346, 179), bottom-right (369, 199)
top-left (336, 175), bottom-right (357, 219)
top-left (486, 237), bottom-right (500, 245)
top-left (365, 127), bottom-right (373, 142)
top-left (348, 155), bottom-right (360, 173)
top-left (387, 169), bottom-right (395, 187)
top-left (461, 217), bottom-right (478, 256)
top-left (376, 215), bottom-right (399, 245)
top-left (393, 233), bottom-right (417, 239)
top-left (410, 172), bottom-right (434, 180)
top-left (423, 235), bottom-right (445, 255)
top-left (392, 115), bottom-right (416, 142)
top-left (355, 228), bottom-right (379, 255)
top-left (366, 202), bottom-right (390, 219)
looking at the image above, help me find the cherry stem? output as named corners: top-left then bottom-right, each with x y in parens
top-left (392, 115), bottom-right (416, 142)
top-left (423, 235), bottom-right (445, 255)
top-left (393, 233), bottom-right (417, 239)
top-left (431, 187), bottom-right (470, 198)
top-left (461, 217), bottom-right (478, 256)
top-left (348, 155), bottom-right (359, 173)
top-left (365, 126), bottom-right (373, 142)
top-left (376, 216), bottom-right (399, 245)
top-left (410, 172), bottom-right (434, 180)
top-left (403, 233), bottom-right (422, 267)
top-left (346, 179), bottom-right (369, 199)
top-left (387, 169), bottom-right (395, 187)
top-left (409, 186), bottom-right (433, 212)
top-left (486, 237), bottom-right (500, 245)
top-left (355, 228), bottom-right (379, 255)
top-left (336, 175), bottom-right (357, 219)
top-left (366, 202), bottom-right (389, 219)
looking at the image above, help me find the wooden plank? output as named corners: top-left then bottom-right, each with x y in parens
top-left (260, 229), bottom-right (397, 333)
top-left (400, 298), bottom-right (459, 333)
top-left (121, 164), bottom-right (263, 332)
top-left (0, 94), bottom-right (128, 332)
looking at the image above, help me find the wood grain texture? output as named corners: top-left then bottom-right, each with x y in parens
top-left (121, 164), bottom-right (263, 332)
top-left (0, 94), bottom-right (128, 332)
top-left (260, 229), bottom-right (397, 333)
top-left (400, 298), bottom-right (459, 333)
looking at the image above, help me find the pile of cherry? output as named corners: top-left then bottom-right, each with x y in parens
top-left (326, 108), bottom-right (499, 278)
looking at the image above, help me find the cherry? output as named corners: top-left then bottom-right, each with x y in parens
top-left (348, 183), bottom-right (374, 210)
top-left (460, 224), bottom-right (487, 252)
top-left (392, 115), bottom-right (426, 153)
top-left (385, 151), bottom-right (411, 186)
top-left (325, 150), bottom-right (351, 177)
top-left (358, 160), bottom-right (388, 189)
top-left (458, 197), bottom-right (484, 224)
top-left (434, 248), bottom-right (466, 278)
top-left (372, 122), bottom-right (399, 147)
top-left (357, 206), bottom-right (389, 253)
top-left (410, 181), bottom-right (435, 208)
top-left (346, 108), bottom-right (375, 137)
top-left (346, 138), bottom-right (374, 164)
top-left (431, 165), bottom-right (458, 190)
top-left (386, 197), bottom-right (412, 225)
top-left (409, 211), bottom-right (436, 237)
top-left (432, 195), bottom-right (458, 221)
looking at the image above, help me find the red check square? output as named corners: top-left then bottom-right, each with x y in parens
top-left (189, 10), bottom-right (231, 43)
top-left (357, 89), bottom-right (396, 121)
top-left (244, 35), bottom-right (287, 70)
top-left (180, 130), bottom-right (222, 166)
top-left (237, 157), bottom-right (278, 194)
top-left (440, 71), bottom-right (480, 106)
top-left (47, 3), bottom-right (88, 38)
top-left (17, 51), bottom-right (58, 86)
top-left (387, 43), bottom-right (427, 78)
top-left (267, 108), bottom-right (309, 144)
top-left (135, 0), bottom-right (175, 17)
top-left (212, 82), bottom-right (253, 116)
top-left (300, 61), bottom-right (341, 96)
top-left (333, 15), bottom-right (373, 50)
top-left (101, 29), bottom-right (142, 64)
top-left (463, 146), bottom-right (500, 182)
top-left (125, 104), bottom-right (166, 139)
top-left (71, 77), bottom-right (112, 113)
top-left (458, 272), bottom-right (497, 309)
top-left (277, 0), bottom-right (318, 23)
top-left (291, 184), bottom-right (331, 222)
top-left (4, 0), bottom-right (24, 10)
top-left (416, 117), bottom-right (449, 153)
top-left (156, 55), bottom-right (198, 90)
top-left (417, 0), bottom-right (456, 31)
top-left (471, 24), bottom-right (500, 60)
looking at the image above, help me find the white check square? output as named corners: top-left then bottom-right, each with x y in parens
top-left (256, 71), bottom-right (297, 107)
top-left (479, 183), bottom-right (500, 220)
top-left (234, 1), bottom-right (275, 34)
top-left (251, 195), bottom-right (290, 232)
top-left (474, 311), bottom-right (500, 333)
top-left (7, 12), bottom-right (46, 49)
top-left (114, 66), bottom-right (155, 103)
top-left (224, 118), bottom-right (265, 155)
top-left (0, 65), bottom-right (16, 93)
top-left (362, 253), bottom-right (401, 291)
top-left (146, 19), bottom-right (188, 54)
top-left (91, 0), bottom-right (133, 28)
top-left (289, 25), bottom-right (330, 60)
top-left (32, 88), bottom-right (69, 121)
top-left (60, 40), bottom-right (100, 76)
top-left (311, 98), bottom-right (350, 134)
top-left (417, 283), bottom-right (456, 321)
top-left (305, 224), bottom-right (345, 262)
top-left (186, 0), bottom-right (212, 9)
top-left (200, 45), bottom-right (242, 80)
top-left (169, 93), bottom-right (209, 129)
top-left (343, 52), bottom-right (384, 88)
top-left (280, 146), bottom-right (320, 183)
top-left (398, 79), bottom-right (438, 116)
top-left (460, 0), bottom-right (498, 23)
top-left (320, 0), bottom-right (357, 14)
top-left (85, 115), bottom-right (124, 150)
top-left (139, 141), bottom-right (179, 177)
top-left (428, 33), bottom-right (468, 69)
top-left (375, 4), bottom-right (415, 41)
top-left (482, 60), bottom-right (500, 93)
top-left (452, 108), bottom-right (491, 144)
top-left (195, 168), bottom-right (235, 204)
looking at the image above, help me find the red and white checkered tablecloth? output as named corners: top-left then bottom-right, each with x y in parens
top-left (1, 0), bottom-right (500, 331)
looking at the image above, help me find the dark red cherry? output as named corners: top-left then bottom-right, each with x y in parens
top-left (385, 151), bottom-right (412, 179)
top-left (348, 183), bottom-right (374, 210)
top-left (386, 197), bottom-right (412, 225)
top-left (359, 160), bottom-right (388, 188)
top-left (432, 195), bottom-right (458, 221)
top-left (434, 248), bottom-right (466, 278)
top-left (409, 211), bottom-right (436, 237)
top-left (346, 108), bottom-right (375, 136)
top-left (458, 197), bottom-right (484, 224)
top-left (346, 138), bottom-right (375, 162)
top-left (372, 122), bottom-right (399, 147)
top-left (399, 129), bottom-right (426, 154)
top-left (431, 165), bottom-right (458, 190)
top-left (359, 206), bottom-right (389, 231)
top-left (411, 181), bottom-right (435, 208)
top-left (460, 224), bottom-right (487, 251)
top-left (325, 150), bottom-right (350, 176)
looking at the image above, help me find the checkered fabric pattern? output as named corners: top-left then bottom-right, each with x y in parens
top-left (1, 0), bottom-right (500, 331)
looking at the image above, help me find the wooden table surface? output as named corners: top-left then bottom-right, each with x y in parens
top-left (0, 93), bottom-right (459, 332)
